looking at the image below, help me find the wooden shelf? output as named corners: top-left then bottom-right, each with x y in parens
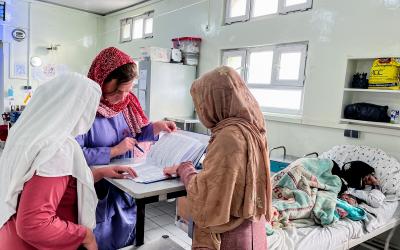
top-left (344, 88), bottom-right (400, 93)
top-left (340, 118), bottom-right (400, 129)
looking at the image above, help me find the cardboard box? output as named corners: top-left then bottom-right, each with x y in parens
top-left (140, 47), bottom-right (171, 62)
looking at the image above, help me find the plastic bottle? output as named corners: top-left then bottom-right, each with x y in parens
top-left (7, 86), bottom-right (15, 111)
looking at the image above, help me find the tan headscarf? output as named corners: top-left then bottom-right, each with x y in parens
top-left (188, 66), bottom-right (272, 249)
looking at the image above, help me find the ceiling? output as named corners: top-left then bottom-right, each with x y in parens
top-left (36, 0), bottom-right (151, 15)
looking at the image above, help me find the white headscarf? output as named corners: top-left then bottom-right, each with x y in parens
top-left (0, 72), bottom-right (101, 229)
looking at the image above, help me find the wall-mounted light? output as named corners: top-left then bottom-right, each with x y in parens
top-left (47, 44), bottom-right (61, 51)
top-left (30, 56), bottom-right (42, 67)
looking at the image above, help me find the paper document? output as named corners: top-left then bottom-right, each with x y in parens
top-left (105, 131), bottom-right (208, 184)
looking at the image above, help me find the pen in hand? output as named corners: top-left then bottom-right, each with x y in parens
top-left (123, 129), bottom-right (145, 155)
top-left (135, 144), bottom-right (145, 153)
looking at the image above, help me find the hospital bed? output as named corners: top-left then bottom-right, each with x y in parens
top-left (268, 145), bottom-right (400, 250)
top-left (269, 146), bottom-right (319, 173)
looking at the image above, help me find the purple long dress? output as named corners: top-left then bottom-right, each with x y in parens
top-left (76, 113), bottom-right (156, 250)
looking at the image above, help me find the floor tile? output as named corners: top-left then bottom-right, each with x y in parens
top-left (144, 218), bottom-right (158, 231)
top-left (144, 227), bottom-right (170, 242)
top-left (163, 224), bottom-right (192, 245)
top-left (151, 214), bottom-right (175, 227)
top-left (145, 207), bottom-right (165, 218)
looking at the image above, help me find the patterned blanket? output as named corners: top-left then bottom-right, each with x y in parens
top-left (270, 158), bottom-right (342, 228)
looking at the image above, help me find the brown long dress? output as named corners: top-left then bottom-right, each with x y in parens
top-left (177, 66), bottom-right (272, 250)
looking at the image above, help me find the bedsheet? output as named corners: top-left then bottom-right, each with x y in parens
top-left (267, 201), bottom-right (400, 250)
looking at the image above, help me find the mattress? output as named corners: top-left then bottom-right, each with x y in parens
top-left (267, 201), bottom-right (400, 250)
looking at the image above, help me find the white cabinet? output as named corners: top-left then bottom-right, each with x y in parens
top-left (137, 60), bottom-right (196, 121)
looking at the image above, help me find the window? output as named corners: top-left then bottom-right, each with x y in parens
top-left (132, 17), bottom-right (144, 39)
top-left (247, 49), bottom-right (274, 84)
top-left (144, 16), bottom-right (153, 36)
top-left (252, 0), bottom-right (278, 17)
top-left (225, 0), bottom-right (250, 23)
top-left (120, 11), bottom-right (154, 42)
top-left (222, 50), bottom-right (247, 78)
top-left (225, 0), bottom-right (312, 24)
top-left (222, 42), bottom-right (308, 115)
top-left (120, 18), bottom-right (133, 43)
top-left (280, 0), bottom-right (313, 14)
top-left (143, 12), bottom-right (154, 38)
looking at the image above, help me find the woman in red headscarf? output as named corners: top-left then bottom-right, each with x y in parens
top-left (76, 47), bottom-right (176, 250)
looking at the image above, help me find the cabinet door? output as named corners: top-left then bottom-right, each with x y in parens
top-left (148, 62), bottom-right (196, 120)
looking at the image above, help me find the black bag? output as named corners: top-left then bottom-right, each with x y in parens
top-left (344, 103), bottom-right (390, 122)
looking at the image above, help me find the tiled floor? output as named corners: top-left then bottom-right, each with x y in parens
top-left (121, 199), bottom-right (192, 250)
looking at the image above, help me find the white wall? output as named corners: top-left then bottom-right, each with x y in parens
top-left (1, 1), bottom-right (397, 157)
top-left (4, 0), bottom-right (398, 162)
top-left (102, 0), bottom-right (208, 59)
top-left (0, 0), bottom-right (30, 113)
top-left (102, 0), bottom-right (400, 160)
top-left (29, 1), bottom-right (104, 84)
top-left (1, 0), bottom-right (103, 112)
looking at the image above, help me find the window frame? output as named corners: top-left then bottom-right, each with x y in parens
top-left (132, 15), bottom-right (145, 40)
top-left (279, 0), bottom-right (313, 14)
top-left (221, 42), bottom-right (308, 115)
top-left (250, 0), bottom-right (279, 18)
top-left (143, 11), bottom-right (154, 38)
top-left (246, 46), bottom-right (274, 87)
top-left (121, 11), bottom-right (154, 42)
top-left (225, 0), bottom-right (312, 24)
top-left (225, 0), bottom-right (251, 24)
top-left (119, 17), bottom-right (133, 43)
top-left (222, 49), bottom-right (247, 78)
top-left (271, 43), bottom-right (308, 87)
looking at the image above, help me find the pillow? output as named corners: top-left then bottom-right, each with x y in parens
top-left (320, 145), bottom-right (400, 200)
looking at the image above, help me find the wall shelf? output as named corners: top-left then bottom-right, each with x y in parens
top-left (340, 58), bottom-right (400, 130)
top-left (340, 119), bottom-right (400, 129)
top-left (344, 88), bottom-right (400, 94)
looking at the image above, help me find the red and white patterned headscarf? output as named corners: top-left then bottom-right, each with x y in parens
top-left (88, 47), bottom-right (149, 136)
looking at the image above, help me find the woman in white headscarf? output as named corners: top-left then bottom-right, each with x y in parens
top-left (0, 73), bottom-right (105, 249)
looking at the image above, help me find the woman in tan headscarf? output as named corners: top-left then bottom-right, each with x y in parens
top-left (164, 66), bottom-right (272, 250)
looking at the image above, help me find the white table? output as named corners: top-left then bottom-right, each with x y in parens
top-left (93, 158), bottom-right (187, 247)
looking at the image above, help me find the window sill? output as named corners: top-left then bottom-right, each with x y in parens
top-left (263, 112), bottom-right (302, 124)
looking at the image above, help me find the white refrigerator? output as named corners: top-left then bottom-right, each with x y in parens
top-left (135, 60), bottom-right (196, 121)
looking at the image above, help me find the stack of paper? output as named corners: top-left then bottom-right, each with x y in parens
top-left (131, 131), bottom-right (208, 183)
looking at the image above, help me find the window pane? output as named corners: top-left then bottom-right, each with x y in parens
top-left (278, 52), bottom-right (302, 80)
top-left (229, 0), bottom-right (247, 17)
top-left (250, 88), bottom-right (302, 110)
top-left (122, 23), bottom-right (131, 39)
top-left (133, 18), bottom-right (144, 39)
top-left (225, 55), bottom-right (243, 74)
top-left (253, 0), bottom-right (278, 17)
top-left (286, 0), bottom-right (307, 7)
top-left (248, 51), bottom-right (273, 84)
top-left (145, 17), bottom-right (153, 34)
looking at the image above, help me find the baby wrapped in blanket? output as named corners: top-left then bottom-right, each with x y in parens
top-left (332, 160), bottom-right (386, 208)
